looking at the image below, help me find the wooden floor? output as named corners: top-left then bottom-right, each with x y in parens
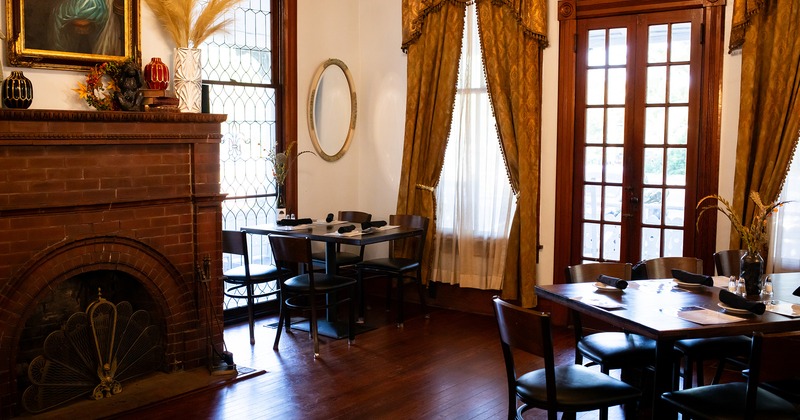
top-left (105, 300), bottom-right (735, 420)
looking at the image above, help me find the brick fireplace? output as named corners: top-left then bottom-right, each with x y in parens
top-left (0, 109), bottom-right (227, 416)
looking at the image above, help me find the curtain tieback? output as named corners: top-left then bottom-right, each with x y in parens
top-left (415, 184), bottom-right (435, 192)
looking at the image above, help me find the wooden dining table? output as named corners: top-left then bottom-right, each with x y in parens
top-left (535, 273), bottom-right (800, 419)
top-left (241, 220), bottom-right (424, 338)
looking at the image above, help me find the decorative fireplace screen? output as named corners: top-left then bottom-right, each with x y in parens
top-left (22, 295), bottom-right (162, 414)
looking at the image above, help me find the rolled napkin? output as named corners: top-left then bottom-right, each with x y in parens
top-left (337, 224), bottom-right (356, 234)
top-left (597, 274), bottom-right (627, 289)
top-left (277, 218), bottom-right (313, 227)
top-left (719, 289), bottom-right (766, 315)
top-left (361, 220), bottom-right (387, 230)
top-left (326, 213), bottom-right (335, 223)
top-left (672, 269), bottom-right (714, 286)
top-left (794, 285), bottom-right (800, 297)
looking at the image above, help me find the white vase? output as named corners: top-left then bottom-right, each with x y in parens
top-left (173, 48), bottom-right (202, 113)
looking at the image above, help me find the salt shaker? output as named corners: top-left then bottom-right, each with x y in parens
top-left (728, 276), bottom-right (737, 293)
top-left (762, 276), bottom-right (774, 302)
top-left (736, 277), bottom-right (746, 296)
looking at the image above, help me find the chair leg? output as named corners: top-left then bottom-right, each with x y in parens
top-left (695, 359), bottom-right (704, 388)
top-left (397, 275), bottom-right (404, 327)
top-left (310, 295), bottom-right (320, 358)
top-left (357, 267), bottom-right (365, 322)
top-left (247, 283), bottom-right (256, 345)
top-left (385, 277), bottom-right (392, 311)
top-left (683, 356), bottom-right (694, 389)
top-left (273, 298), bottom-right (285, 350)
top-left (711, 359), bottom-right (727, 384)
top-left (348, 286), bottom-right (355, 344)
top-left (415, 268), bottom-right (429, 319)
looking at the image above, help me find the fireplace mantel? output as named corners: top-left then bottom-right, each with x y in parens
top-left (0, 109), bottom-right (227, 416)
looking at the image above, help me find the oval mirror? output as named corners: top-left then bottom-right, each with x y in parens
top-left (307, 58), bottom-right (357, 162)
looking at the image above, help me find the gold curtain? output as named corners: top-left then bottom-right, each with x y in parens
top-left (397, 1), bottom-right (466, 271)
top-left (730, 0), bottom-right (800, 248)
top-left (476, 0), bottom-right (546, 308)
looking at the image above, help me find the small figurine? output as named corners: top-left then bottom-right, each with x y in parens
top-left (114, 60), bottom-right (145, 111)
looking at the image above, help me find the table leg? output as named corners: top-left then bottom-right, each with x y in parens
top-left (653, 339), bottom-right (677, 419)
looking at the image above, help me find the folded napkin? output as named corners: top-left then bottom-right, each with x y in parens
top-left (596, 275), bottom-right (628, 289)
top-left (277, 218), bottom-right (313, 227)
top-left (719, 289), bottom-right (766, 315)
top-left (361, 220), bottom-right (387, 230)
top-left (337, 224), bottom-right (356, 234)
top-left (672, 269), bottom-right (714, 286)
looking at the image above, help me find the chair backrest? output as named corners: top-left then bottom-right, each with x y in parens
top-left (714, 249), bottom-right (746, 276)
top-left (338, 211), bottom-right (372, 254)
top-left (644, 257), bottom-right (703, 279)
top-left (492, 297), bottom-right (557, 405)
top-left (222, 230), bottom-right (251, 275)
top-left (268, 234), bottom-right (312, 277)
top-left (566, 262), bottom-right (632, 284)
top-left (388, 214), bottom-right (429, 261)
top-left (745, 331), bottom-right (800, 417)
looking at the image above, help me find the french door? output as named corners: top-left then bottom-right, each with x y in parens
top-left (571, 9), bottom-right (704, 264)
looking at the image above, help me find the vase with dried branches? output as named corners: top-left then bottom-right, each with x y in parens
top-left (144, 0), bottom-right (241, 112)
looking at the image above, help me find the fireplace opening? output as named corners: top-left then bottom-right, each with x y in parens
top-left (15, 270), bottom-right (165, 415)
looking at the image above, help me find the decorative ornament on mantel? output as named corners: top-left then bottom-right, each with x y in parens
top-left (2, 71), bottom-right (33, 109)
top-left (144, 0), bottom-right (243, 113)
top-left (144, 57), bottom-right (170, 90)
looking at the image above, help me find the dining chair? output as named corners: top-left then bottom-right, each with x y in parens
top-left (356, 214), bottom-right (429, 327)
top-left (714, 249), bottom-right (747, 276)
top-left (311, 210), bottom-right (372, 273)
top-left (492, 296), bottom-right (642, 420)
top-left (269, 234), bottom-right (356, 357)
top-left (644, 256), bottom-right (752, 390)
top-left (222, 229), bottom-right (288, 345)
top-left (643, 256), bottom-right (703, 279)
top-left (566, 262), bottom-right (654, 419)
top-left (661, 330), bottom-right (800, 419)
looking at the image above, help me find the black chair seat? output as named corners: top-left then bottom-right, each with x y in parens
top-left (517, 365), bottom-right (642, 411)
top-left (358, 257), bottom-right (418, 273)
top-left (577, 332), bottom-right (657, 368)
top-left (662, 383), bottom-right (798, 420)
top-left (223, 264), bottom-right (285, 284)
top-left (675, 335), bottom-right (752, 357)
top-left (311, 250), bottom-right (362, 267)
top-left (284, 274), bottom-right (357, 292)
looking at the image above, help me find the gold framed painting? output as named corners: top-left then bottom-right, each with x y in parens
top-left (6, 0), bottom-right (141, 71)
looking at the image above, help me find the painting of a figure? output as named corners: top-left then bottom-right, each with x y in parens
top-left (7, 0), bottom-right (140, 70)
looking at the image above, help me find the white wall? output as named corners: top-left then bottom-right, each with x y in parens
top-left (1, 1), bottom-right (741, 284)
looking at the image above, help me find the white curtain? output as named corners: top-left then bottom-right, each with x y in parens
top-left (431, 5), bottom-right (516, 290)
top-left (769, 145), bottom-right (800, 272)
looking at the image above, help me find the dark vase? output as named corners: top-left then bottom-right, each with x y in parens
top-left (740, 250), bottom-right (764, 297)
top-left (276, 184), bottom-right (287, 220)
top-left (143, 57), bottom-right (170, 90)
top-left (2, 71), bottom-right (33, 109)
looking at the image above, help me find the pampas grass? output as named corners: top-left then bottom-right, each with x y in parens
top-left (145, 0), bottom-right (241, 48)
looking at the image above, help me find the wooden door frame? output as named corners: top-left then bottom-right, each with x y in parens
top-left (553, 0), bottom-right (726, 289)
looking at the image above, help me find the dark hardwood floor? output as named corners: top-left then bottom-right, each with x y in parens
top-left (103, 299), bottom-right (737, 420)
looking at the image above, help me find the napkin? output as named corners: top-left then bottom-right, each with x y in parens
top-left (596, 275), bottom-right (628, 289)
top-left (719, 289), bottom-right (766, 315)
top-left (361, 220), bottom-right (387, 229)
top-left (793, 285), bottom-right (800, 297)
top-left (672, 269), bottom-right (714, 286)
top-left (277, 218), bottom-right (313, 227)
top-left (326, 213), bottom-right (334, 223)
top-left (337, 224), bottom-right (356, 234)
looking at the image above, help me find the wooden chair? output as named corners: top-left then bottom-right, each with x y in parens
top-left (311, 210), bottom-right (372, 273)
top-left (661, 331), bottom-right (800, 419)
top-left (270, 234), bottom-right (356, 357)
top-left (714, 249), bottom-right (747, 276)
top-left (356, 214), bottom-right (429, 327)
top-left (222, 229), bottom-right (287, 345)
top-left (644, 256), bottom-right (703, 279)
top-left (492, 296), bottom-right (642, 420)
top-left (644, 256), bottom-right (752, 390)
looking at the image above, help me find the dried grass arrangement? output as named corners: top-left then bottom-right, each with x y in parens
top-left (144, 0), bottom-right (241, 48)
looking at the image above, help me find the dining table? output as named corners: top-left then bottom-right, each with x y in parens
top-left (241, 219), bottom-right (424, 338)
top-left (535, 272), bottom-right (800, 419)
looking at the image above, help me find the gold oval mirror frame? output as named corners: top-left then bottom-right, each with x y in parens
top-left (307, 58), bottom-right (357, 162)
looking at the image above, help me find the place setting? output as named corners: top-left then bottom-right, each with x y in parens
top-left (671, 269), bottom-right (714, 290)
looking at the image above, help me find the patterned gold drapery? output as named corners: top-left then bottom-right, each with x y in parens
top-left (730, 0), bottom-right (800, 249)
top-left (477, 0), bottom-right (546, 308)
top-left (396, 1), bottom-right (465, 274)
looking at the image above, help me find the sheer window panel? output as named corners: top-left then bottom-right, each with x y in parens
top-left (770, 146), bottom-right (800, 272)
top-left (431, 4), bottom-right (516, 290)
